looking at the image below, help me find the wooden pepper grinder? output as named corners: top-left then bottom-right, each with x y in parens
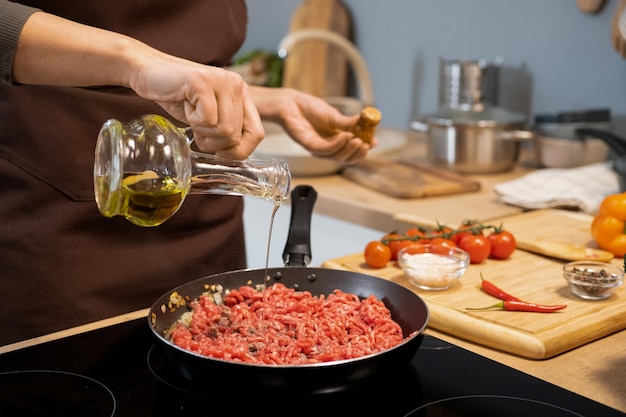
top-left (351, 106), bottom-right (381, 144)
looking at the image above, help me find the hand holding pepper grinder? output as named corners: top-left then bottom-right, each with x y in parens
top-left (351, 106), bottom-right (381, 144)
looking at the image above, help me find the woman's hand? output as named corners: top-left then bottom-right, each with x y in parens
top-left (129, 52), bottom-right (265, 160)
top-left (251, 86), bottom-right (376, 164)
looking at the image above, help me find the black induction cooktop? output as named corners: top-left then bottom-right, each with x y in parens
top-left (0, 317), bottom-right (623, 417)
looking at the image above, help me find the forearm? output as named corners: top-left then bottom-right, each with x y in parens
top-left (11, 9), bottom-right (159, 88)
top-left (249, 85), bottom-right (293, 122)
top-left (2, 2), bottom-right (267, 159)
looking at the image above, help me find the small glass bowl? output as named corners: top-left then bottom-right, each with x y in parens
top-left (562, 261), bottom-right (624, 300)
top-left (398, 244), bottom-right (470, 290)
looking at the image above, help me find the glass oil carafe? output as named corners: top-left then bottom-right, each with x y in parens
top-left (94, 114), bottom-right (291, 227)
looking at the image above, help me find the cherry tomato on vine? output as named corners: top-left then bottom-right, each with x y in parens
top-left (458, 234), bottom-right (491, 264)
top-left (364, 241), bottom-right (392, 268)
top-left (391, 239), bottom-right (417, 260)
top-left (406, 228), bottom-right (430, 243)
top-left (429, 237), bottom-right (457, 249)
top-left (381, 233), bottom-right (407, 260)
top-left (451, 222), bottom-right (480, 244)
top-left (488, 230), bottom-right (516, 260)
top-left (431, 225), bottom-right (454, 239)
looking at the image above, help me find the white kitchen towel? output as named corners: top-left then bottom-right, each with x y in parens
top-left (493, 162), bottom-right (620, 214)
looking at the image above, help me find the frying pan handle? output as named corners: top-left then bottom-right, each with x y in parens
top-left (575, 127), bottom-right (626, 156)
top-left (282, 185), bottom-right (317, 267)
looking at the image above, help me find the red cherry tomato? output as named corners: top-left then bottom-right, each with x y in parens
top-left (406, 228), bottom-right (431, 243)
top-left (458, 234), bottom-right (491, 264)
top-left (488, 230), bottom-right (516, 260)
top-left (429, 237), bottom-right (457, 248)
top-left (364, 241), bottom-right (392, 268)
top-left (451, 222), bottom-right (480, 244)
top-left (381, 233), bottom-right (405, 261)
top-left (392, 239), bottom-right (418, 259)
top-left (431, 225), bottom-right (454, 239)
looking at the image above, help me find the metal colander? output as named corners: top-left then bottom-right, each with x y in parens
top-left (438, 55), bottom-right (503, 111)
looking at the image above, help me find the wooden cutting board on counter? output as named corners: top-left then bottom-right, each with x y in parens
top-left (322, 209), bottom-right (626, 359)
top-left (282, 0), bottom-right (352, 97)
top-left (341, 158), bottom-right (481, 198)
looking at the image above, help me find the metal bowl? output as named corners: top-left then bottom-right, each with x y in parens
top-left (533, 134), bottom-right (609, 168)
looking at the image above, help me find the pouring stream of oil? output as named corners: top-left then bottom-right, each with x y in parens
top-left (264, 203), bottom-right (281, 279)
top-left (261, 202), bottom-right (281, 314)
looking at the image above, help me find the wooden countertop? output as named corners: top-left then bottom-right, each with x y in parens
top-left (426, 327), bottom-right (626, 413)
top-left (293, 131), bottom-right (626, 413)
top-left (291, 130), bottom-right (535, 233)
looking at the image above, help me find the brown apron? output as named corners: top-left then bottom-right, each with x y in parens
top-left (0, 0), bottom-right (250, 345)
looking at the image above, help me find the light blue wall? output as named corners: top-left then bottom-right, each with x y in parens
top-left (241, 0), bottom-right (626, 134)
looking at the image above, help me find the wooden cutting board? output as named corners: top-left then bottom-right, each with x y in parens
top-left (484, 209), bottom-right (615, 262)
top-left (282, 0), bottom-right (352, 97)
top-left (322, 209), bottom-right (626, 359)
top-left (341, 158), bottom-right (481, 198)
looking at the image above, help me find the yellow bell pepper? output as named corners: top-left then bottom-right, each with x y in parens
top-left (591, 192), bottom-right (626, 257)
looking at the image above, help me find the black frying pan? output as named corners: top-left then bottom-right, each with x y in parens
top-left (148, 185), bottom-right (429, 394)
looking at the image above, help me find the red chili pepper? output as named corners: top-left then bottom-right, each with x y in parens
top-left (479, 272), bottom-right (521, 302)
top-left (466, 300), bottom-right (567, 313)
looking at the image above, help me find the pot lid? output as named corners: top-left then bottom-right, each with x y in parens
top-left (421, 106), bottom-right (527, 127)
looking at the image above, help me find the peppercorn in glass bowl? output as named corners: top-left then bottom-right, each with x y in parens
top-left (562, 261), bottom-right (624, 300)
top-left (398, 244), bottom-right (470, 290)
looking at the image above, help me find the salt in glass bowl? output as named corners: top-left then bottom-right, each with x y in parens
top-left (398, 244), bottom-right (470, 290)
top-left (562, 261), bottom-right (624, 300)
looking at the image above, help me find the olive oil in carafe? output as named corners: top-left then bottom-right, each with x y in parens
top-left (95, 115), bottom-right (291, 226)
top-left (96, 173), bottom-right (185, 227)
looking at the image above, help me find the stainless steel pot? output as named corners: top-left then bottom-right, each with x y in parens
top-left (411, 107), bottom-right (533, 174)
